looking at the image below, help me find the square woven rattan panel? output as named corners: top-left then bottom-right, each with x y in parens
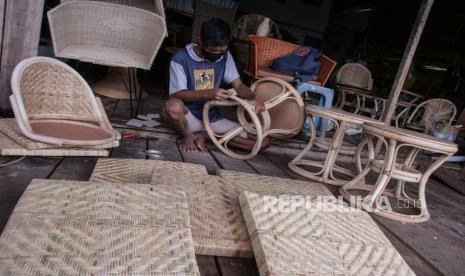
top-left (239, 191), bottom-right (415, 276)
top-left (0, 124), bottom-right (109, 157)
top-left (0, 179), bottom-right (200, 275)
top-left (89, 158), bottom-right (209, 184)
top-left (0, 118), bottom-right (118, 150)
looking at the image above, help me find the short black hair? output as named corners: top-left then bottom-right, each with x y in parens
top-left (200, 18), bottom-right (232, 48)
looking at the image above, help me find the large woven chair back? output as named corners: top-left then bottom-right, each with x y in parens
top-left (233, 14), bottom-right (281, 40)
top-left (248, 35), bottom-right (336, 86)
top-left (191, 0), bottom-right (238, 42)
top-left (10, 57), bottom-right (120, 146)
top-left (60, 0), bottom-right (165, 19)
top-left (48, 1), bottom-right (167, 69)
top-left (335, 63), bottom-right (373, 91)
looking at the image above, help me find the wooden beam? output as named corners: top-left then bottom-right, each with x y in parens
top-left (381, 0), bottom-right (434, 125)
top-left (0, 0), bottom-right (44, 111)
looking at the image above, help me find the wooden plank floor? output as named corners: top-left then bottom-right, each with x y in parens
top-left (1, 94), bottom-right (465, 275)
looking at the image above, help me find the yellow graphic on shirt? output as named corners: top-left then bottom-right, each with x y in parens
top-left (194, 68), bottom-right (215, 90)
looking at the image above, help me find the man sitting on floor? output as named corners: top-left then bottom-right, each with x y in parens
top-left (164, 18), bottom-right (271, 152)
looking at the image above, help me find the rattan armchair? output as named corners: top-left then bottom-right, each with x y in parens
top-left (10, 57), bottom-right (120, 146)
top-left (335, 63), bottom-right (373, 112)
top-left (49, 1), bottom-right (167, 70)
top-left (404, 98), bottom-right (457, 133)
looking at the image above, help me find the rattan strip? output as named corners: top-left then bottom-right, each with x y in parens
top-left (0, 180), bottom-right (200, 275)
top-left (239, 191), bottom-right (415, 276)
top-left (89, 158), bottom-right (209, 184)
top-left (0, 119), bottom-right (118, 150)
top-left (0, 128), bottom-right (109, 157)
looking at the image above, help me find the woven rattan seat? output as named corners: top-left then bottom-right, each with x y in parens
top-left (10, 57), bottom-right (120, 146)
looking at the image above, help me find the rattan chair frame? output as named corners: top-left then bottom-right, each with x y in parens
top-left (10, 57), bottom-right (120, 146)
top-left (203, 77), bottom-right (304, 160)
top-left (404, 98), bottom-right (456, 132)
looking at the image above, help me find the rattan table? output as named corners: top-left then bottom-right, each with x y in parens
top-left (340, 123), bottom-right (457, 223)
top-left (289, 105), bottom-right (382, 185)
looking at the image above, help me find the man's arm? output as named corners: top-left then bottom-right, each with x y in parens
top-left (231, 78), bottom-right (255, 100)
top-left (171, 88), bottom-right (230, 102)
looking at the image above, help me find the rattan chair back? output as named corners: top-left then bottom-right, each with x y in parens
top-left (191, 0), bottom-right (238, 42)
top-left (335, 63), bottom-right (373, 91)
top-left (407, 98), bottom-right (457, 132)
top-left (49, 1), bottom-right (167, 69)
top-left (60, 0), bottom-right (165, 18)
top-left (10, 57), bottom-right (120, 146)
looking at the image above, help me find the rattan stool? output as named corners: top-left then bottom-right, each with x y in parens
top-left (289, 105), bottom-right (382, 185)
top-left (340, 123), bottom-right (457, 223)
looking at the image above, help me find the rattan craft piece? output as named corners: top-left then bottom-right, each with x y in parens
top-left (0, 130), bottom-right (109, 157)
top-left (203, 77), bottom-right (304, 159)
top-left (0, 179), bottom-right (200, 275)
top-left (88, 159), bottom-right (332, 257)
top-left (89, 158), bottom-right (208, 184)
top-left (10, 57), bottom-right (120, 146)
top-left (239, 191), bottom-right (415, 276)
top-left (48, 1), bottom-right (167, 70)
top-left (0, 119), bottom-right (118, 150)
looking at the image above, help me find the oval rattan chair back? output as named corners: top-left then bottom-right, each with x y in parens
top-left (335, 63), bottom-right (373, 91)
top-left (233, 14), bottom-right (281, 40)
top-left (48, 1), bottom-right (167, 69)
top-left (406, 98), bottom-right (457, 132)
top-left (10, 57), bottom-right (119, 146)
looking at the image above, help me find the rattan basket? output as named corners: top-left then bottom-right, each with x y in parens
top-left (10, 57), bottom-right (120, 146)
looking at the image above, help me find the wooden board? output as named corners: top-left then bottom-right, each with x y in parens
top-left (0, 0), bottom-right (45, 109)
top-left (181, 150), bottom-right (220, 174)
top-left (210, 148), bottom-right (256, 173)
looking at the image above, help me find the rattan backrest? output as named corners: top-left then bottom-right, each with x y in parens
top-left (422, 99), bottom-right (457, 126)
top-left (60, 0), bottom-right (165, 19)
top-left (191, 0), bottom-right (238, 42)
top-left (248, 35), bottom-right (336, 86)
top-left (335, 63), bottom-right (373, 91)
top-left (48, 1), bottom-right (167, 69)
top-left (11, 57), bottom-right (101, 123)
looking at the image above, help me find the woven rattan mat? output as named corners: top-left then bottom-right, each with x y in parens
top-left (89, 158), bottom-right (209, 184)
top-left (239, 191), bottom-right (415, 276)
top-left (0, 118), bottom-right (119, 150)
top-left (0, 179), bottom-right (200, 275)
top-left (88, 160), bottom-right (334, 257)
top-left (0, 127), bottom-right (109, 157)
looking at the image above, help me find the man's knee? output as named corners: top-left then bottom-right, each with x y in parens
top-left (164, 98), bottom-right (185, 121)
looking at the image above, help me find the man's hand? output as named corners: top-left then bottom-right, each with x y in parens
top-left (248, 99), bottom-right (266, 114)
top-left (205, 88), bottom-right (230, 100)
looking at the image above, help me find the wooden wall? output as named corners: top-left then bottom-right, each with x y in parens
top-left (0, 0), bottom-right (44, 111)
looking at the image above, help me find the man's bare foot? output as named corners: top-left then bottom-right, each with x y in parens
top-left (179, 135), bottom-right (199, 152)
top-left (193, 132), bottom-right (208, 152)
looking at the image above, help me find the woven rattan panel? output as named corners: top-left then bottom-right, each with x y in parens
top-left (0, 180), bottom-right (200, 275)
top-left (89, 158), bottom-right (209, 184)
top-left (239, 191), bottom-right (415, 276)
top-left (0, 126), bottom-right (109, 157)
top-left (88, 161), bottom-right (334, 257)
top-left (0, 119), bottom-right (118, 150)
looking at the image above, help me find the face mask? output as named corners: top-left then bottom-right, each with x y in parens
top-left (202, 47), bottom-right (224, 63)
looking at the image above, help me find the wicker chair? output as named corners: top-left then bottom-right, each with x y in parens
top-left (48, 1), bottom-right (167, 70)
top-left (9, 57), bottom-right (120, 146)
top-left (404, 98), bottom-right (457, 133)
top-left (335, 63), bottom-right (373, 113)
top-left (247, 35), bottom-right (336, 87)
